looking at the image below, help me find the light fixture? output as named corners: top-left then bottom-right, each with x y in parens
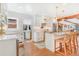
top-left (55, 5), bottom-right (59, 32)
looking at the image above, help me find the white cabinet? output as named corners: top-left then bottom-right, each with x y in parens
top-left (45, 32), bottom-right (66, 52)
top-left (45, 32), bottom-right (55, 52)
top-left (32, 30), bottom-right (44, 42)
top-left (24, 30), bottom-right (31, 40)
top-left (32, 26), bottom-right (44, 42)
top-left (32, 31), bottom-right (43, 42)
top-left (0, 39), bottom-right (17, 56)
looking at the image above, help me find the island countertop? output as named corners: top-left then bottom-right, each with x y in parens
top-left (45, 32), bottom-right (67, 52)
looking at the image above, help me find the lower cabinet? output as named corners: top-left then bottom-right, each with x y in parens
top-left (23, 30), bottom-right (31, 40)
top-left (32, 31), bottom-right (44, 42)
top-left (45, 32), bottom-right (55, 52)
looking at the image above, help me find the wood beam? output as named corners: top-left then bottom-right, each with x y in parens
top-left (57, 13), bottom-right (79, 21)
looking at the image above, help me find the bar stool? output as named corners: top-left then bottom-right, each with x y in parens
top-left (54, 34), bottom-right (72, 55)
top-left (70, 32), bottom-right (78, 55)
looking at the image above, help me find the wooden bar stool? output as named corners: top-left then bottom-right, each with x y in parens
top-left (54, 34), bottom-right (72, 55)
top-left (70, 32), bottom-right (78, 55)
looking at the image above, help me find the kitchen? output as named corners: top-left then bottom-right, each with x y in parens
top-left (0, 3), bottom-right (79, 56)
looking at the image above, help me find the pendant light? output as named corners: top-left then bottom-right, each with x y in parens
top-left (55, 5), bottom-right (59, 32)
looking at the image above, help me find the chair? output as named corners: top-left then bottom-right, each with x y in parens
top-left (54, 34), bottom-right (72, 55)
top-left (70, 32), bottom-right (78, 55)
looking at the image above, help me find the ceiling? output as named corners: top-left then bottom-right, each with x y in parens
top-left (6, 3), bottom-right (79, 17)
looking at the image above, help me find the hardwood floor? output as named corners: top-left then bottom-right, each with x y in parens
top-left (23, 40), bottom-right (54, 56)
top-left (19, 40), bottom-right (79, 56)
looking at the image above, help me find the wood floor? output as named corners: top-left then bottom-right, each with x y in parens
top-left (24, 40), bottom-right (56, 56)
top-left (19, 40), bottom-right (79, 56)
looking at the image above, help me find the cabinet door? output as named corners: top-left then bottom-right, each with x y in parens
top-left (33, 31), bottom-right (45, 42)
top-left (45, 33), bottom-right (55, 52)
top-left (24, 31), bottom-right (31, 40)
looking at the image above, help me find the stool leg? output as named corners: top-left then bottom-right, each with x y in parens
top-left (74, 36), bottom-right (78, 54)
top-left (54, 40), bottom-right (56, 53)
top-left (72, 39), bottom-right (76, 54)
top-left (59, 43), bottom-right (62, 51)
top-left (68, 39), bottom-right (72, 54)
top-left (63, 43), bottom-right (67, 55)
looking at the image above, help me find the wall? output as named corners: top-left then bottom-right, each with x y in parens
top-left (7, 11), bottom-right (34, 41)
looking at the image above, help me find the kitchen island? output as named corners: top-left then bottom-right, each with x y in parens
top-left (45, 32), bottom-right (66, 52)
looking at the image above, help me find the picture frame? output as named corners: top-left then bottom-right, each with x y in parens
top-left (7, 17), bottom-right (18, 29)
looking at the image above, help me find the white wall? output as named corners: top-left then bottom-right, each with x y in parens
top-left (23, 19), bottom-right (31, 25)
top-left (7, 11), bottom-right (34, 41)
